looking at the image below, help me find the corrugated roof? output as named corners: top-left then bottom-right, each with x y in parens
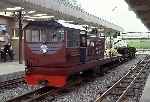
top-left (0, 0), bottom-right (124, 32)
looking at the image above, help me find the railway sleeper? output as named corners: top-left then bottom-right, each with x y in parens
top-left (120, 79), bottom-right (134, 83)
top-left (119, 82), bottom-right (131, 87)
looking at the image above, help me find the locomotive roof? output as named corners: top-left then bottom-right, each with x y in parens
top-left (24, 20), bottom-right (85, 30)
top-left (57, 20), bottom-right (85, 30)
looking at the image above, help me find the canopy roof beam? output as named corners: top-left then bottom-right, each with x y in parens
top-left (0, 0), bottom-right (123, 32)
top-left (125, 0), bottom-right (150, 30)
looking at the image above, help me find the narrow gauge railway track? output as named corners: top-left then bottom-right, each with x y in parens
top-left (6, 86), bottom-right (56, 102)
top-left (95, 55), bottom-right (150, 102)
top-left (0, 77), bottom-right (25, 91)
top-left (6, 82), bottom-right (81, 102)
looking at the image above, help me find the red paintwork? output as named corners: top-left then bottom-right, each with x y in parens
top-left (24, 40), bottom-right (115, 87)
top-left (24, 43), bottom-right (66, 66)
top-left (25, 74), bottom-right (67, 87)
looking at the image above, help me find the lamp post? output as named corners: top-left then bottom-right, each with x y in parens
top-left (5, 7), bottom-right (24, 64)
top-left (18, 10), bottom-right (23, 64)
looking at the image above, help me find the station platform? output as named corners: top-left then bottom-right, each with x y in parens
top-left (0, 61), bottom-right (25, 75)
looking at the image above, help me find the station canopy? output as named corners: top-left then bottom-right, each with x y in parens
top-left (125, 0), bottom-right (150, 30)
top-left (0, 0), bottom-right (124, 33)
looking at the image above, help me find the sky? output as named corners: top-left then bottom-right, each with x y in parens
top-left (78, 0), bottom-right (149, 32)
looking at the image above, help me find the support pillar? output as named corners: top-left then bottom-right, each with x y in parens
top-left (18, 10), bottom-right (23, 64)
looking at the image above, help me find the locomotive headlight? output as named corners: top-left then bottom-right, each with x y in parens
top-left (40, 44), bottom-right (48, 54)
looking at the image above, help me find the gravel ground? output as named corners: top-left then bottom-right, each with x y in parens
top-left (0, 55), bottom-right (147, 102)
top-left (0, 71), bottom-right (24, 82)
top-left (48, 55), bottom-right (147, 102)
top-left (0, 71), bottom-right (41, 102)
top-left (0, 84), bottom-right (42, 102)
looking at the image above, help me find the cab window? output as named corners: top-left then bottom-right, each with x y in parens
top-left (67, 29), bottom-right (80, 48)
top-left (47, 28), bottom-right (64, 42)
top-left (25, 28), bottom-right (64, 42)
top-left (25, 29), bottom-right (40, 42)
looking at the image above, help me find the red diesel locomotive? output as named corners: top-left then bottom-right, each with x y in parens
top-left (24, 20), bottom-right (122, 87)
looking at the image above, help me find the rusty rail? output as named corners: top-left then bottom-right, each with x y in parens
top-left (95, 55), bottom-right (150, 102)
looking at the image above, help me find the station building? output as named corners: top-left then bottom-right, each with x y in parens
top-left (0, 15), bottom-right (28, 60)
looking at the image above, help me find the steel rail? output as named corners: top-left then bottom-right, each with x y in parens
top-left (6, 82), bottom-right (77, 102)
top-left (6, 86), bottom-right (53, 102)
top-left (6, 84), bottom-right (76, 102)
top-left (25, 87), bottom-right (68, 102)
top-left (95, 56), bottom-right (149, 102)
top-left (116, 65), bottom-right (146, 102)
top-left (25, 89), bottom-right (56, 102)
